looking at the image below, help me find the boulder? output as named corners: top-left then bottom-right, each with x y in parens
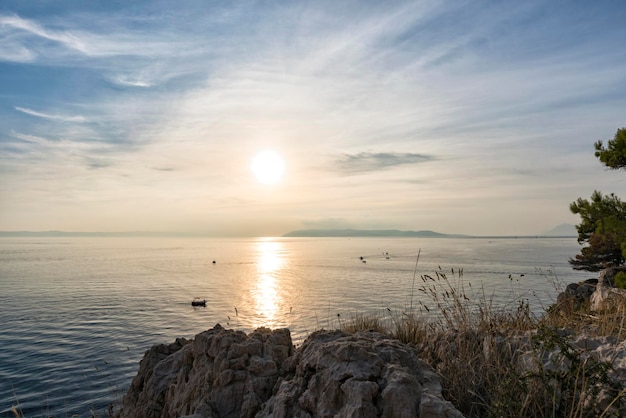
top-left (590, 267), bottom-right (626, 311)
top-left (117, 336), bottom-right (191, 417)
top-left (116, 324), bottom-right (293, 418)
top-left (258, 329), bottom-right (462, 418)
top-left (555, 279), bottom-right (597, 311)
top-left (116, 325), bottom-right (463, 418)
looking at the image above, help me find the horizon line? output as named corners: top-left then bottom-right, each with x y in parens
top-left (0, 229), bottom-right (577, 239)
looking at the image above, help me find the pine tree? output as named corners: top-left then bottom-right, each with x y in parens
top-left (570, 128), bottom-right (626, 271)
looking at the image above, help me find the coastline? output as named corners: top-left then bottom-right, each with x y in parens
top-left (113, 269), bottom-right (626, 418)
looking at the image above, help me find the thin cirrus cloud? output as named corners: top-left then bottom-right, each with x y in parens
top-left (0, 1), bottom-right (624, 235)
top-left (0, 11), bottom-right (202, 78)
top-left (12, 131), bottom-right (51, 146)
top-left (336, 152), bottom-right (436, 174)
top-left (0, 14), bottom-right (88, 55)
top-left (104, 74), bottom-right (153, 88)
top-left (14, 106), bottom-right (87, 123)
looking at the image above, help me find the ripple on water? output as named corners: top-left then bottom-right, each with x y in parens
top-left (0, 237), bottom-right (588, 417)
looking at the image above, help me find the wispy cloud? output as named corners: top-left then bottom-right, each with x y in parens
top-left (302, 218), bottom-right (355, 229)
top-left (14, 106), bottom-right (87, 123)
top-left (0, 14), bottom-right (88, 53)
top-left (12, 131), bottom-right (51, 146)
top-left (336, 152), bottom-right (435, 174)
top-left (0, 11), bottom-right (204, 79)
top-left (7, 130), bottom-right (112, 173)
top-left (85, 158), bottom-right (112, 170)
top-left (104, 74), bottom-right (153, 88)
top-left (0, 2), bottom-right (625, 235)
top-left (0, 43), bottom-right (35, 62)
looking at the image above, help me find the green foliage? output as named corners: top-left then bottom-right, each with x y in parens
top-left (572, 128), bottom-right (626, 271)
top-left (615, 271), bottom-right (626, 289)
top-left (525, 326), bottom-right (623, 417)
top-left (570, 191), bottom-right (626, 271)
top-left (595, 128), bottom-right (626, 170)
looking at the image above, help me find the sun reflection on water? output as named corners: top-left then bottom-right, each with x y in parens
top-left (252, 239), bottom-right (284, 327)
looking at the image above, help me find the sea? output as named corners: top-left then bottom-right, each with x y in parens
top-left (0, 236), bottom-right (590, 417)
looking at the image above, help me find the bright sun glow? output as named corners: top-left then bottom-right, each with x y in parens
top-left (251, 151), bottom-right (284, 185)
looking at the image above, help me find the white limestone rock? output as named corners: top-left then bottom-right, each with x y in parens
top-left (116, 326), bottom-right (463, 418)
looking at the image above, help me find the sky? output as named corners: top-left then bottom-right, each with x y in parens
top-left (0, 0), bottom-right (625, 237)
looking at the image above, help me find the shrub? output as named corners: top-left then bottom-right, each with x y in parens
top-left (614, 271), bottom-right (626, 289)
top-left (525, 326), bottom-right (623, 417)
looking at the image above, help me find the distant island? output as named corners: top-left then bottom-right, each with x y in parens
top-left (282, 229), bottom-right (469, 238)
top-left (283, 226), bottom-right (578, 238)
top-left (0, 231), bottom-right (187, 237)
top-left (543, 223), bottom-right (578, 237)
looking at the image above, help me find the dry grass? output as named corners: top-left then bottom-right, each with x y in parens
top-left (338, 313), bottom-right (387, 334)
top-left (11, 406), bottom-right (23, 418)
top-left (541, 292), bottom-right (626, 340)
top-left (340, 266), bottom-right (626, 417)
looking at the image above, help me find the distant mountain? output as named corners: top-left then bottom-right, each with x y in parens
top-left (0, 231), bottom-right (186, 237)
top-left (542, 223), bottom-right (577, 237)
top-left (282, 229), bottom-right (468, 238)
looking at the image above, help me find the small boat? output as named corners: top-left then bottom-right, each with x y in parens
top-left (191, 299), bottom-right (206, 307)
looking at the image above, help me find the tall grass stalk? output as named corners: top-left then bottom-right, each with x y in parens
top-left (340, 266), bottom-right (625, 417)
top-left (409, 249), bottom-right (420, 314)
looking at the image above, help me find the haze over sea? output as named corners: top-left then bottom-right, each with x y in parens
top-left (1, 236), bottom-right (589, 417)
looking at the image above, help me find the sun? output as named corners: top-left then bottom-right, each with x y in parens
top-left (251, 150), bottom-right (285, 185)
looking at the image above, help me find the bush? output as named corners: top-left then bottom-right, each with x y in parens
top-left (525, 327), bottom-right (623, 417)
top-left (615, 271), bottom-right (626, 289)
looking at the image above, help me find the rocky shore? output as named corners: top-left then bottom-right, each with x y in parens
top-left (116, 325), bottom-right (463, 418)
top-left (116, 267), bottom-right (626, 418)
top-left (555, 266), bottom-right (626, 312)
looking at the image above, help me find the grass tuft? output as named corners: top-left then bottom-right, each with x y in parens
top-left (340, 263), bottom-right (626, 417)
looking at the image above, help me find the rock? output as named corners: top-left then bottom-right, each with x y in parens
top-left (554, 267), bottom-right (626, 312)
top-left (518, 332), bottom-right (626, 416)
top-left (259, 329), bottom-right (462, 418)
top-left (578, 336), bottom-right (626, 385)
top-left (590, 267), bottom-right (626, 311)
top-left (116, 324), bottom-right (293, 418)
top-left (116, 326), bottom-right (463, 418)
top-left (117, 337), bottom-right (191, 418)
top-left (555, 281), bottom-right (597, 311)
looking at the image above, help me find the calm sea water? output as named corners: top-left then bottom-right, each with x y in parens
top-left (0, 236), bottom-right (589, 417)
